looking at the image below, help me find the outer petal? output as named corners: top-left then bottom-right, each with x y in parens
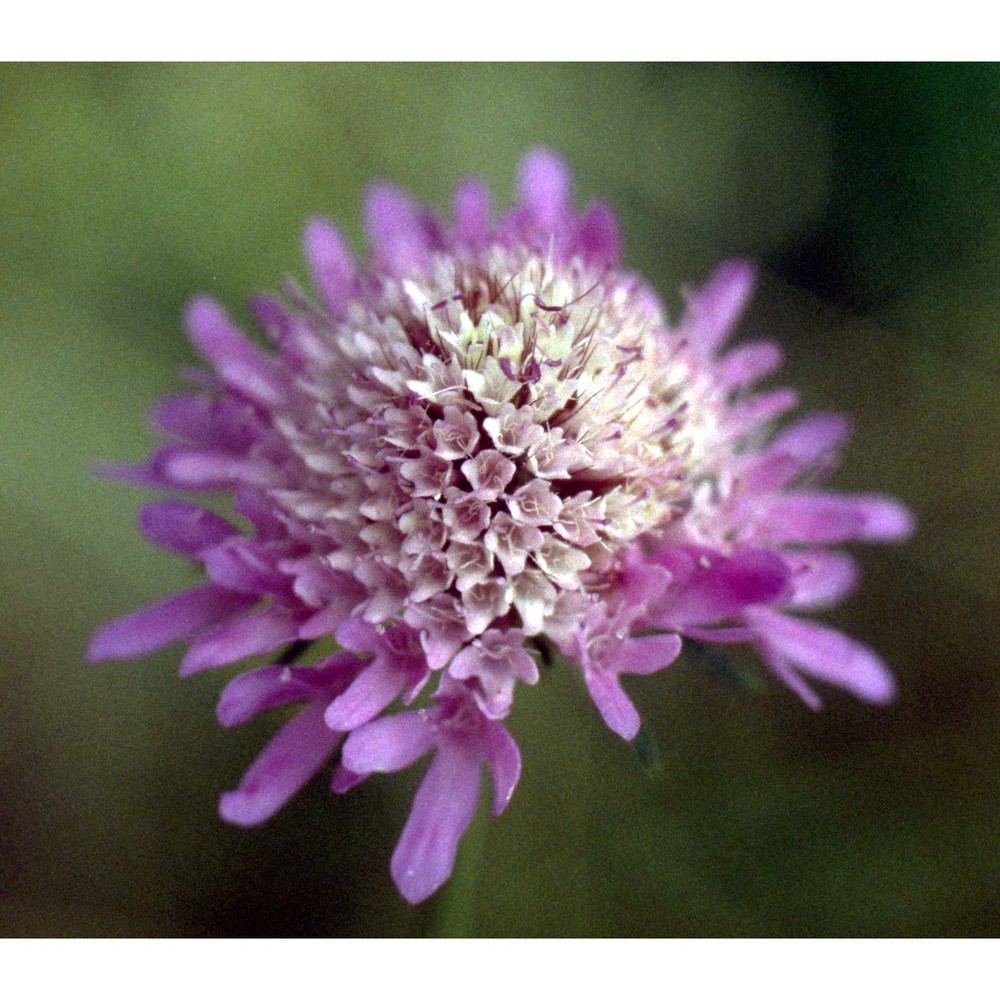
top-left (652, 546), bottom-right (790, 628)
top-left (484, 720), bottom-right (521, 816)
top-left (682, 259), bottom-right (755, 355)
top-left (249, 294), bottom-right (292, 347)
top-left (324, 658), bottom-right (407, 732)
top-left (614, 633), bottom-right (683, 676)
top-left (748, 608), bottom-right (897, 706)
top-left (201, 538), bottom-right (292, 596)
top-left (87, 584), bottom-right (255, 662)
top-left (737, 452), bottom-right (804, 494)
top-left (576, 201), bottom-right (619, 267)
top-left (158, 447), bottom-right (283, 491)
top-left (390, 743), bottom-right (481, 904)
top-left (186, 297), bottom-right (287, 408)
top-left (366, 184), bottom-right (438, 273)
top-left (330, 765), bottom-right (366, 794)
top-left (756, 493), bottom-right (915, 545)
top-left (766, 656), bottom-right (823, 711)
top-left (219, 701), bottom-right (341, 826)
top-left (768, 412), bottom-right (852, 469)
top-left (299, 602), bottom-right (357, 641)
top-left (94, 458), bottom-right (180, 489)
top-left (303, 216), bottom-right (357, 317)
top-left (519, 149), bottom-right (571, 229)
top-left (179, 605), bottom-right (299, 676)
top-left (334, 616), bottom-right (383, 655)
top-left (139, 501), bottom-right (238, 557)
top-left (783, 549), bottom-right (859, 610)
top-left (616, 551), bottom-right (673, 612)
top-left (717, 340), bottom-right (783, 390)
top-left (341, 710), bottom-right (436, 775)
top-left (100, 441), bottom-right (278, 493)
top-left (233, 485), bottom-right (287, 540)
top-left (683, 626), bottom-right (757, 643)
top-left (726, 388), bottom-right (799, 439)
top-left (585, 670), bottom-right (641, 741)
top-left (150, 394), bottom-right (260, 451)
top-left (452, 179), bottom-right (490, 245)
top-left (215, 653), bottom-right (359, 727)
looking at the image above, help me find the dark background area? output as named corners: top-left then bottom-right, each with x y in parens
top-left (2, 63), bottom-right (997, 936)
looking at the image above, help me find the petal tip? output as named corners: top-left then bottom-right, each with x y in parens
top-left (184, 295), bottom-right (225, 341)
top-left (858, 662), bottom-right (898, 705)
top-left (85, 631), bottom-right (113, 664)
top-left (712, 258), bottom-right (757, 301)
top-left (876, 499), bottom-right (916, 542)
top-left (218, 791), bottom-right (268, 827)
top-left (519, 148), bottom-right (572, 224)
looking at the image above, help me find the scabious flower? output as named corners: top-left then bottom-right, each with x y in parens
top-left (89, 150), bottom-right (913, 904)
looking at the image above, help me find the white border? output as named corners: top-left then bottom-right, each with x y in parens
top-left (6, 3), bottom-right (995, 60)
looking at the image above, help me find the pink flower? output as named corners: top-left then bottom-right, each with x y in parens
top-left (89, 150), bottom-right (913, 904)
top-left (334, 677), bottom-right (520, 904)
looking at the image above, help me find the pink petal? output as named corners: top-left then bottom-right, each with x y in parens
top-left (179, 605), bottom-right (299, 677)
top-left (769, 412), bottom-right (851, 469)
top-left (87, 584), bottom-right (255, 662)
top-left (366, 184), bottom-right (437, 272)
top-left (749, 608), bottom-right (897, 705)
top-left (324, 657), bottom-right (406, 732)
top-left (483, 721), bottom-right (521, 816)
top-left (303, 216), bottom-right (357, 317)
top-left (758, 493), bottom-right (915, 545)
top-left (727, 388), bottom-right (799, 438)
top-left (452, 178), bottom-right (490, 244)
top-left (150, 394), bottom-right (260, 451)
top-left (519, 149), bottom-right (571, 228)
top-left (330, 765), bottom-right (366, 794)
top-left (418, 626), bottom-right (467, 672)
top-left (340, 710), bottom-right (435, 775)
top-left (93, 459), bottom-right (174, 489)
top-left (585, 670), bottom-right (641, 741)
top-left (576, 201), bottom-right (619, 266)
top-left (683, 259), bottom-right (755, 354)
top-left (334, 616), bottom-right (382, 655)
top-left (390, 743), bottom-right (481, 904)
top-left (737, 452), bottom-right (804, 494)
top-left (139, 501), bottom-right (237, 557)
top-left (233, 486), bottom-right (287, 539)
top-left (215, 653), bottom-right (359, 727)
top-left (249, 294), bottom-right (291, 345)
top-left (219, 701), bottom-right (341, 826)
top-left (616, 551), bottom-right (673, 611)
top-left (655, 547), bottom-right (790, 628)
top-left (201, 538), bottom-right (290, 596)
top-left (185, 297), bottom-right (286, 408)
top-left (767, 656), bottom-right (823, 711)
top-left (783, 550), bottom-right (859, 610)
top-left (299, 602), bottom-right (354, 641)
top-left (158, 447), bottom-right (282, 491)
top-left (717, 340), bottom-right (783, 390)
top-left (614, 633), bottom-right (683, 676)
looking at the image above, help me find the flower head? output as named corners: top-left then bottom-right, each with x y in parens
top-left (90, 150), bottom-right (913, 904)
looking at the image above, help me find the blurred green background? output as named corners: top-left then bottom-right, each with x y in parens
top-left (2, 63), bottom-right (998, 937)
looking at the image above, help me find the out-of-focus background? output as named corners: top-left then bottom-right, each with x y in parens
top-left (2, 63), bottom-right (997, 937)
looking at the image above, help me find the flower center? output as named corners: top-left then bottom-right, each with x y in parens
top-left (275, 248), bottom-right (716, 645)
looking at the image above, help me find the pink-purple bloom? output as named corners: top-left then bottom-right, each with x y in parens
top-left (89, 151), bottom-right (913, 904)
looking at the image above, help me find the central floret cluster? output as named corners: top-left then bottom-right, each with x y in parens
top-left (272, 247), bottom-right (715, 717)
top-left (90, 150), bottom-right (913, 905)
